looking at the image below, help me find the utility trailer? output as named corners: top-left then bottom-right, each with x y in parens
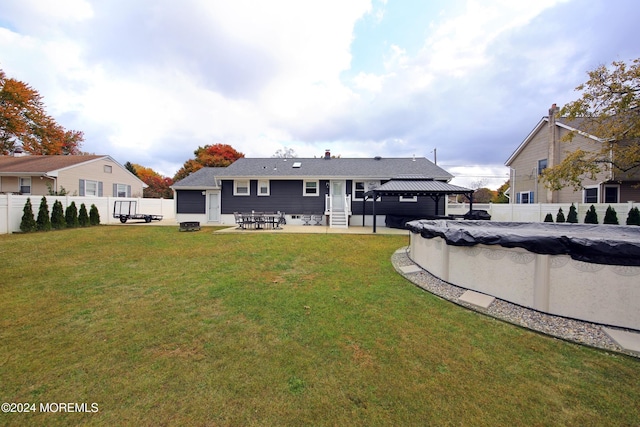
top-left (113, 200), bottom-right (163, 223)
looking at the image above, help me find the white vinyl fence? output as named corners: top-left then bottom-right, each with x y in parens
top-left (447, 202), bottom-right (639, 223)
top-left (0, 195), bottom-right (175, 234)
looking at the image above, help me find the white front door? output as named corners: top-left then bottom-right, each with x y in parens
top-left (207, 192), bottom-right (220, 222)
top-left (331, 180), bottom-right (345, 211)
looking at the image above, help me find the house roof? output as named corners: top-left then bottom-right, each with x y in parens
top-left (505, 116), bottom-right (602, 166)
top-left (0, 155), bottom-right (108, 176)
top-left (213, 157), bottom-right (454, 180)
top-left (171, 167), bottom-right (227, 189)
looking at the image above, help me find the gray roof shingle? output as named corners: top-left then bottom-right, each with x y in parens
top-left (214, 157), bottom-right (453, 180)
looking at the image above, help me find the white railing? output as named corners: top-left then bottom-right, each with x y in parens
top-left (0, 194), bottom-right (175, 234)
top-left (325, 194), bottom-right (352, 214)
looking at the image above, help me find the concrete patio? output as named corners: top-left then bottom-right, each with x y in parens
top-left (214, 224), bottom-right (410, 235)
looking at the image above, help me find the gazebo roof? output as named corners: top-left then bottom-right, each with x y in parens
top-left (364, 175), bottom-right (473, 197)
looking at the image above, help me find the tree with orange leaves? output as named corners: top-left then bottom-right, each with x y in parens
top-left (0, 68), bottom-right (83, 155)
top-left (132, 164), bottom-right (174, 199)
top-left (173, 143), bottom-right (244, 181)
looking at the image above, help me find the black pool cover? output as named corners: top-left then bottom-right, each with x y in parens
top-left (405, 220), bottom-right (640, 266)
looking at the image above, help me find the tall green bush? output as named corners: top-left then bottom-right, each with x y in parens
top-left (626, 206), bottom-right (640, 225)
top-left (584, 205), bottom-right (599, 224)
top-left (556, 207), bottom-right (565, 223)
top-left (20, 198), bottom-right (36, 233)
top-left (36, 196), bottom-right (52, 231)
top-left (78, 203), bottom-right (90, 227)
top-left (567, 203), bottom-right (579, 223)
top-left (544, 213), bottom-right (553, 222)
top-left (51, 200), bottom-right (66, 230)
top-left (65, 202), bottom-right (79, 228)
top-left (89, 204), bottom-right (101, 226)
top-left (603, 205), bottom-right (619, 225)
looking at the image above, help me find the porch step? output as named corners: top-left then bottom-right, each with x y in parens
top-left (330, 211), bottom-right (348, 228)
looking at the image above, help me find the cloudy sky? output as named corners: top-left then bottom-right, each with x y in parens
top-left (1, 0), bottom-right (638, 189)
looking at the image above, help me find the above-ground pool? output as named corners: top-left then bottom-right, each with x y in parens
top-left (406, 220), bottom-right (640, 331)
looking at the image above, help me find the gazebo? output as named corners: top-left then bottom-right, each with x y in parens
top-left (363, 175), bottom-right (474, 232)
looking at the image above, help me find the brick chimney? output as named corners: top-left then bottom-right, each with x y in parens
top-left (547, 103), bottom-right (561, 202)
top-left (324, 149), bottom-right (331, 159)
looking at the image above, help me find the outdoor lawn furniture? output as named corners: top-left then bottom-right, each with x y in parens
top-left (277, 211), bottom-right (286, 227)
top-left (179, 221), bottom-right (201, 232)
top-left (239, 212), bottom-right (281, 230)
top-left (312, 214), bottom-right (323, 225)
top-left (302, 214), bottom-right (312, 225)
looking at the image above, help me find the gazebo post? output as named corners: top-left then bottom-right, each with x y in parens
top-left (362, 197), bottom-right (366, 227)
top-left (372, 192), bottom-right (377, 233)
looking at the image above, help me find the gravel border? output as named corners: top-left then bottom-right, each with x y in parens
top-left (391, 246), bottom-right (639, 359)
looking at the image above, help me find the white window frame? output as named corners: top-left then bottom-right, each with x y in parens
top-left (19, 177), bottom-right (31, 194)
top-left (518, 191), bottom-right (533, 204)
top-left (400, 195), bottom-right (417, 202)
top-left (303, 180), bottom-right (319, 196)
top-left (85, 180), bottom-right (99, 196)
top-left (257, 180), bottom-right (270, 196)
top-left (353, 180), bottom-right (380, 201)
top-left (116, 183), bottom-right (128, 198)
top-left (234, 180), bottom-right (250, 196)
top-left (583, 186), bottom-right (599, 203)
top-left (103, 165), bottom-right (113, 173)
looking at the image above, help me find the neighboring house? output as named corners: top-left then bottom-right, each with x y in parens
top-left (0, 154), bottom-right (146, 197)
top-left (505, 104), bottom-right (640, 204)
top-left (172, 151), bottom-right (472, 228)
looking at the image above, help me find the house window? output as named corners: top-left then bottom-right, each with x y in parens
top-left (85, 180), bottom-right (99, 196)
top-left (19, 177), bottom-right (31, 194)
top-left (538, 159), bottom-right (547, 175)
top-left (518, 191), bottom-right (534, 204)
top-left (234, 180), bottom-right (250, 196)
top-left (304, 180), bottom-right (318, 196)
top-left (258, 180), bottom-right (270, 196)
top-left (354, 181), bottom-right (365, 200)
top-left (104, 165), bottom-right (112, 173)
top-left (116, 184), bottom-right (129, 197)
top-left (353, 181), bottom-right (379, 200)
top-left (584, 187), bottom-right (598, 203)
top-left (400, 195), bottom-right (417, 202)
top-left (604, 186), bottom-right (619, 203)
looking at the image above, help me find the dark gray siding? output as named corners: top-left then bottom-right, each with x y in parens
top-left (176, 190), bottom-right (206, 214)
top-left (221, 180), bottom-right (328, 214)
top-left (220, 178), bottom-right (445, 217)
top-left (352, 196), bottom-right (443, 217)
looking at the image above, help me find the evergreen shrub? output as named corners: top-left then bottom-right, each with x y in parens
top-left (544, 213), bottom-right (553, 222)
top-left (20, 198), bottom-right (36, 233)
top-left (603, 205), bottom-right (619, 225)
top-left (51, 200), bottom-right (66, 230)
top-left (89, 204), bottom-right (101, 226)
top-left (567, 203), bottom-right (579, 223)
top-left (36, 196), bottom-right (52, 231)
top-left (627, 207), bottom-right (640, 226)
top-left (584, 205), bottom-right (599, 224)
top-left (79, 203), bottom-right (90, 227)
top-left (65, 202), bottom-right (79, 228)
top-left (556, 207), bottom-right (565, 223)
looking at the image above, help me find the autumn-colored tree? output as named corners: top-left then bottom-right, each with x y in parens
top-left (173, 143), bottom-right (244, 181)
top-left (133, 164), bottom-right (174, 199)
top-left (491, 180), bottom-right (510, 203)
top-left (471, 187), bottom-right (495, 203)
top-left (541, 58), bottom-right (640, 190)
top-left (0, 69), bottom-right (84, 155)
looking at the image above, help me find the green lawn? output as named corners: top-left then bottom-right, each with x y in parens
top-left (0, 226), bottom-right (639, 426)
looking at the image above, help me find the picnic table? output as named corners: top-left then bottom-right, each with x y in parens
top-left (234, 212), bottom-right (284, 230)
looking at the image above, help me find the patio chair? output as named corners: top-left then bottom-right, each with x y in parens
top-left (302, 214), bottom-right (312, 225)
top-left (277, 211), bottom-right (286, 228)
top-left (233, 212), bottom-right (245, 229)
top-left (312, 214), bottom-right (324, 225)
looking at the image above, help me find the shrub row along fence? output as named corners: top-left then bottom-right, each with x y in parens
top-left (447, 202), bottom-right (640, 225)
top-left (19, 197), bottom-right (101, 232)
top-left (0, 194), bottom-right (175, 234)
